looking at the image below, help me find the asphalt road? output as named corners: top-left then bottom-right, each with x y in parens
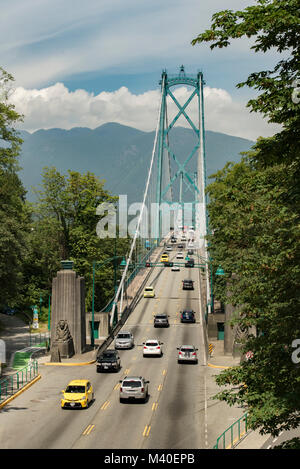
top-left (0, 248), bottom-right (210, 449)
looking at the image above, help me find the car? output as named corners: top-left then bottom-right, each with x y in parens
top-left (0, 306), bottom-right (16, 316)
top-left (177, 243), bottom-right (184, 249)
top-left (180, 310), bottom-right (196, 323)
top-left (142, 339), bottom-right (163, 357)
top-left (171, 265), bottom-right (180, 272)
top-left (96, 350), bottom-right (121, 372)
top-left (177, 345), bottom-right (198, 364)
top-left (114, 331), bottom-right (134, 349)
top-left (176, 252), bottom-right (184, 259)
top-left (166, 246), bottom-right (172, 251)
top-left (61, 379), bottom-right (94, 409)
top-left (153, 314), bottom-right (169, 327)
top-left (119, 376), bottom-right (149, 403)
top-left (160, 254), bottom-right (169, 263)
top-left (182, 279), bottom-right (194, 290)
top-left (181, 236), bottom-right (186, 241)
top-left (185, 259), bottom-right (195, 268)
top-left (171, 237), bottom-right (177, 243)
top-left (187, 249), bottom-right (194, 255)
top-left (143, 286), bottom-right (155, 298)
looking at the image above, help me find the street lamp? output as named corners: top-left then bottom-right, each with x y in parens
top-left (91, 256), bottom-right (126, 348)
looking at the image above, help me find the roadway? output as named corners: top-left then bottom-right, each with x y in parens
top-left (0, 246), bottom-right (210, 449)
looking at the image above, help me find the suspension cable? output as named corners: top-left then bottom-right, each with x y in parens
top-left (110, 75), bottom-right (166, 326)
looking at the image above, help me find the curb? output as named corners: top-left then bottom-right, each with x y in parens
top-left (43, 359), bottom-right (96, 366)
top-left (207, 363), bottom-right (231, 369)
top-left (0, 374), bottom-right (42, 410)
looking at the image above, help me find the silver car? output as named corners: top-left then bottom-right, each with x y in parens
top-left (119, 376), bottom-right (149, 403)
top-left (114, 331), bottom-right (134, 349)
top-left (177, 345), bottom-right (198, 364)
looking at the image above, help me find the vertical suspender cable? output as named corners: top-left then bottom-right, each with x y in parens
top-left (110, 76), bottom-right (165, 327)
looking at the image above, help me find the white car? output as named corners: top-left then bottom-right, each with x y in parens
top-left (176, 252), bottom-right (184, 259)
top-left (171, 265), bottom-right (180, 271)
top-left (143, 339), bottom-right (163, 357)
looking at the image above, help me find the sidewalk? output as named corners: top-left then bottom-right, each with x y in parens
top-left (0, 314), bottom-right (32, 374)
top-left (206, 338), bottom-right (271, 449)
top-left (117, 243), bottom-right (164, 315)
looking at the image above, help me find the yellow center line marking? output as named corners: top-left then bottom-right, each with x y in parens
top-left (162, 369), bottom-right (167, 376)
top-left (100, 400), bottom-right (110, 411)
top-left (83, 424), bottom-right (95, 435)
top-left (124, 368), bottom-right (130, 375)
top-left (152, 402), bottom-right (158, 411)
top-left (132, 356), bottom-right (137, 361)
top-left (114, 382), bottom-right (120, 390)
top-left (158, 384), bottom-right (163, 392)
top-left (143, 425), bottom-right (151, 437)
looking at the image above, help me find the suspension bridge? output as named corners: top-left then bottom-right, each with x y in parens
top-left (109, 65), bottom-right (211, 330)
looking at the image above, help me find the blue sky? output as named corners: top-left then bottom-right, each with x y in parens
top-left (2, 0), bottom-right (282, 139)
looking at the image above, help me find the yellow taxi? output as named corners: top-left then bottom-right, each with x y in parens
top-left (160, 253), bottom-right (169, 263)
top-left (143, 286), bottom-right (155, 298)
top-left (61, 379), bottom-right (94, 409)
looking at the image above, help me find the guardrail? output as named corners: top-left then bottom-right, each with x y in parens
top-left (0, 360), bottom-right (39, 404)
top-left (213, 412), bottom-right (249, 449)
top-left (102, 243), bottom-right (158, 314)
top-left (28, 332), bottom-right (50, 347)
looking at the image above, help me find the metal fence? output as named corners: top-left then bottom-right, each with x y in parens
top-left (213, 412), bottom-right (249, 449)
top-left (29, 332), bottom-right (50, 347)
top-left (0, 360), bottom-right (39, 403)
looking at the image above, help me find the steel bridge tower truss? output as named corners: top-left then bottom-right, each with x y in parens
top-left (156, 66), bottom-right (207, 241)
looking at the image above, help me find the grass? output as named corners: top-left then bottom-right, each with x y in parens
top-left (12, 351), bottom-right (32, 370)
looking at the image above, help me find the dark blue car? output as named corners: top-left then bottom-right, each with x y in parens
top-left (180, 310), bottom-right (196, 323)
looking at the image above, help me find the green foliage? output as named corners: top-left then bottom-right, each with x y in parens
top-left (26, 167), bottom-right (131, 312)
top-left (193, 0), bottom-right (300, 439)
top-left (0, 67), bottom-right (29, 310)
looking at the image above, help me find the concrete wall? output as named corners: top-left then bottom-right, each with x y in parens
top-left (86, 312), bottom-right (110, 345)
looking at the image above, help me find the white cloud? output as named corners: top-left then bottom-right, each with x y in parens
top-left (9, 83), bottom-right (280, 140)
top-left (1, 0), bottom-right (259, 88)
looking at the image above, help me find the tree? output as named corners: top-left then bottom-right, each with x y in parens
top-left (192, 0), bottom-right (300, 167)
top-left (0, 67), bottom-right (29, 310)
top-left (29, 167), bottom-right (131, 312)
top-left (206, 159), bottom-right (300, 436)
top-left (192, 0), bottom-right (300, 441)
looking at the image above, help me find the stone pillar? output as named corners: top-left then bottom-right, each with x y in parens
top-left (51, 261), bottom-right (86, 356)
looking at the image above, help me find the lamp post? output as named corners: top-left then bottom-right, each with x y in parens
top-left (119, 257), bottom-right (127, 317)
top-left (48, 294), bottom-right (51, 331)
top-left (91, 255), bottom-right (126, 348)
top-left (198, 255), bottom-right (225, 315)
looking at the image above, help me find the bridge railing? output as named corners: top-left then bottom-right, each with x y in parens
top-left (0, 360), bottom-right (39, 404)
top-left (213, 412), bottom-right (249, 449)
top-left (102, 242), bottom-right (157, 313)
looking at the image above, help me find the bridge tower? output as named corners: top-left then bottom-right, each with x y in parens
top-left (156, 65), bottom-right (208, 244)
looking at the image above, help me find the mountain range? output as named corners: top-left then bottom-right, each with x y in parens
top-left (17, 123), bottom-right (254, 203)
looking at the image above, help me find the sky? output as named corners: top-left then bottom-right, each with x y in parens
top-left (2, 0), bottom-right (283, 140)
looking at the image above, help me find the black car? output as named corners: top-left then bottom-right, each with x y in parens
top-left (185, 259), bottom-right (194, 268)
top-left (178, 243), bottom-right (184, 249)
top-left (96, 350), bottom-right (121, 372)
top-left (154, 314), bottom-right (169, 328)
top-left (171, 237), bottom-right (177, 243)
top-left (180, 310), bottom-right (196, 323)
top-left (182, 279), bottom-right (194, 290)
